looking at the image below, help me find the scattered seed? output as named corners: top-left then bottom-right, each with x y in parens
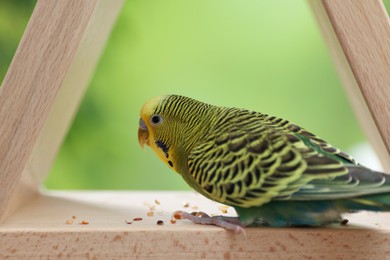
top-left (149, 205), bottom-right (156, 211)
top-left (72, 216), bottom-right (77, 219)
top-left (191, 206), bottom-right (199, 210)
top-left (133, 217), bottom-right (143, 221)
top-left (125, 220), bottom-right (133, 224)
top-left (170, 219), bottom-right (177, 224)
top-left (183, 202), bottom-right (190, 208)
top-left (155, 199), bottom-right (160, 205)
top-left (79, 220), bottom-right (89, 225)
top-left (157, 220), bottom-right (164, 225)
top-left (218, 205), bottom-right (229, 213)
top-left (65, 220), bottom-right (73, 225)
top-left (173, 212), bottom-right (182, 219)
top-left (340, 219), bottom-right (349, 225)
top-left (147, 211), bottom-right (154, 217)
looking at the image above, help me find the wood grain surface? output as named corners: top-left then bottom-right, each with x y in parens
top-left (1, 191), bottom-right (390, 259)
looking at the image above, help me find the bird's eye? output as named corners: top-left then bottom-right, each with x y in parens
top-left (150, 115), bottom-right (163, 125)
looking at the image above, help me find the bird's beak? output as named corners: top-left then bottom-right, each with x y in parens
top-left (138, 118), bottom-right (149, 148)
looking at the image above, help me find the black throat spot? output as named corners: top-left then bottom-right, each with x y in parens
top-left (155, 140), bottom-right (169, 158)
top-left (168, 160), bottom-right (174, 167)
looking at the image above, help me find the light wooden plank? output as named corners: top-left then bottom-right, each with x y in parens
top-left (0, 0), bottom-right (123, 221)
top-left (309, 0), bottom-right (390, 170)
top-left (0, 191), bottom-right (389, 259)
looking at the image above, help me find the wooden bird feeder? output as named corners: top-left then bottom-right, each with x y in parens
top-left (0, 0), bottom-right (390, 258)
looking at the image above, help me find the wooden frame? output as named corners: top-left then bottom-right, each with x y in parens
top-left (309, 0), bottom-right (390, 171)
top-left (0, 0), bottom-right (389, 258)
top-left (0, 0), bottom-right (124, 221)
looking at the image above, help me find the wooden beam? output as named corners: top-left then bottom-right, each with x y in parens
top-left (1, 191), bottom-right (389, 258)
top-left (0, 0), bottom-right (123, 221)
top-left (308, 0), bottom-right (390, 170)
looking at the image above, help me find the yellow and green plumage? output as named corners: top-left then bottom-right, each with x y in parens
top-left (138, 95), bottom-right (390, 229)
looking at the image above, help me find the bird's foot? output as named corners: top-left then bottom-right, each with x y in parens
top-left (172, 210), bottom-right (245, 234)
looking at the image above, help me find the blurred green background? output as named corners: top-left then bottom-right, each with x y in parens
top-left (1, 1), bottom-right (389, 190)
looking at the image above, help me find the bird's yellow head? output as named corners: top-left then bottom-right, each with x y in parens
top-left (138, 95), bottom-right (166, 149)
top-left (138, 95), bottom-right (213, 173)
top-left (138, 95), bottom-right (172, 166)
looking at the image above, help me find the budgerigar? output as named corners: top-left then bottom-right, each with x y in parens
top-left (138, 95), bottom-right (390, 232)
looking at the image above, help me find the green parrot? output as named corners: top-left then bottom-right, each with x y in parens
top-left (138, 95), bottom-right (390, 233)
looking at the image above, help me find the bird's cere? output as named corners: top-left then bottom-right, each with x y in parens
top-left (138, 118), bottom-right (149, 148)
top-left (139, 118), bottom-right (147, 130)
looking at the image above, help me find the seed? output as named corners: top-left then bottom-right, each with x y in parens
top-left (125, 220), bottom-right (133, 224)
top-left (133, 217), bottom-right (143, 221)
top-left (65, 220), bottom-right (73, 224)
top-left (340, 219), bottom-right (349, 225)
top-left (147, 211), bottom-right (154, 217)
top-left (218, 205), bottom-right (229, 213)
top-left (79, 220), bottom-right (89, 225)
top-left (157, 220), bottom-right (164, 225)
top-left (155, 199), bottom-right (161, 205)
top-left (173, 212), bottom-right (182, 219)
top-left (170, 219), bottom-right (177, 224)
top-left (183, 202), bottom-right (190, 208)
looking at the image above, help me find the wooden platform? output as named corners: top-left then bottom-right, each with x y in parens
top-left (1, 191), bottom-right (390, 259)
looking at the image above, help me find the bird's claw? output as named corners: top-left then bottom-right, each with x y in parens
top-left (172, 210), bottom-right (245, 234)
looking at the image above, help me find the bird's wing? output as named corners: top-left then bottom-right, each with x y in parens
top-left (287, 164), bottom-right (390, 200)
top-left (281, 128), bottom-right (390, 200)
top-left (187, 112), bottom-right (357, 208)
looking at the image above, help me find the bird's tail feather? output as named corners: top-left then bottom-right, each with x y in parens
top-left (347, 193), bottom-right (390, 212)
top-left (341, 168), bottom-right (390, 211)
